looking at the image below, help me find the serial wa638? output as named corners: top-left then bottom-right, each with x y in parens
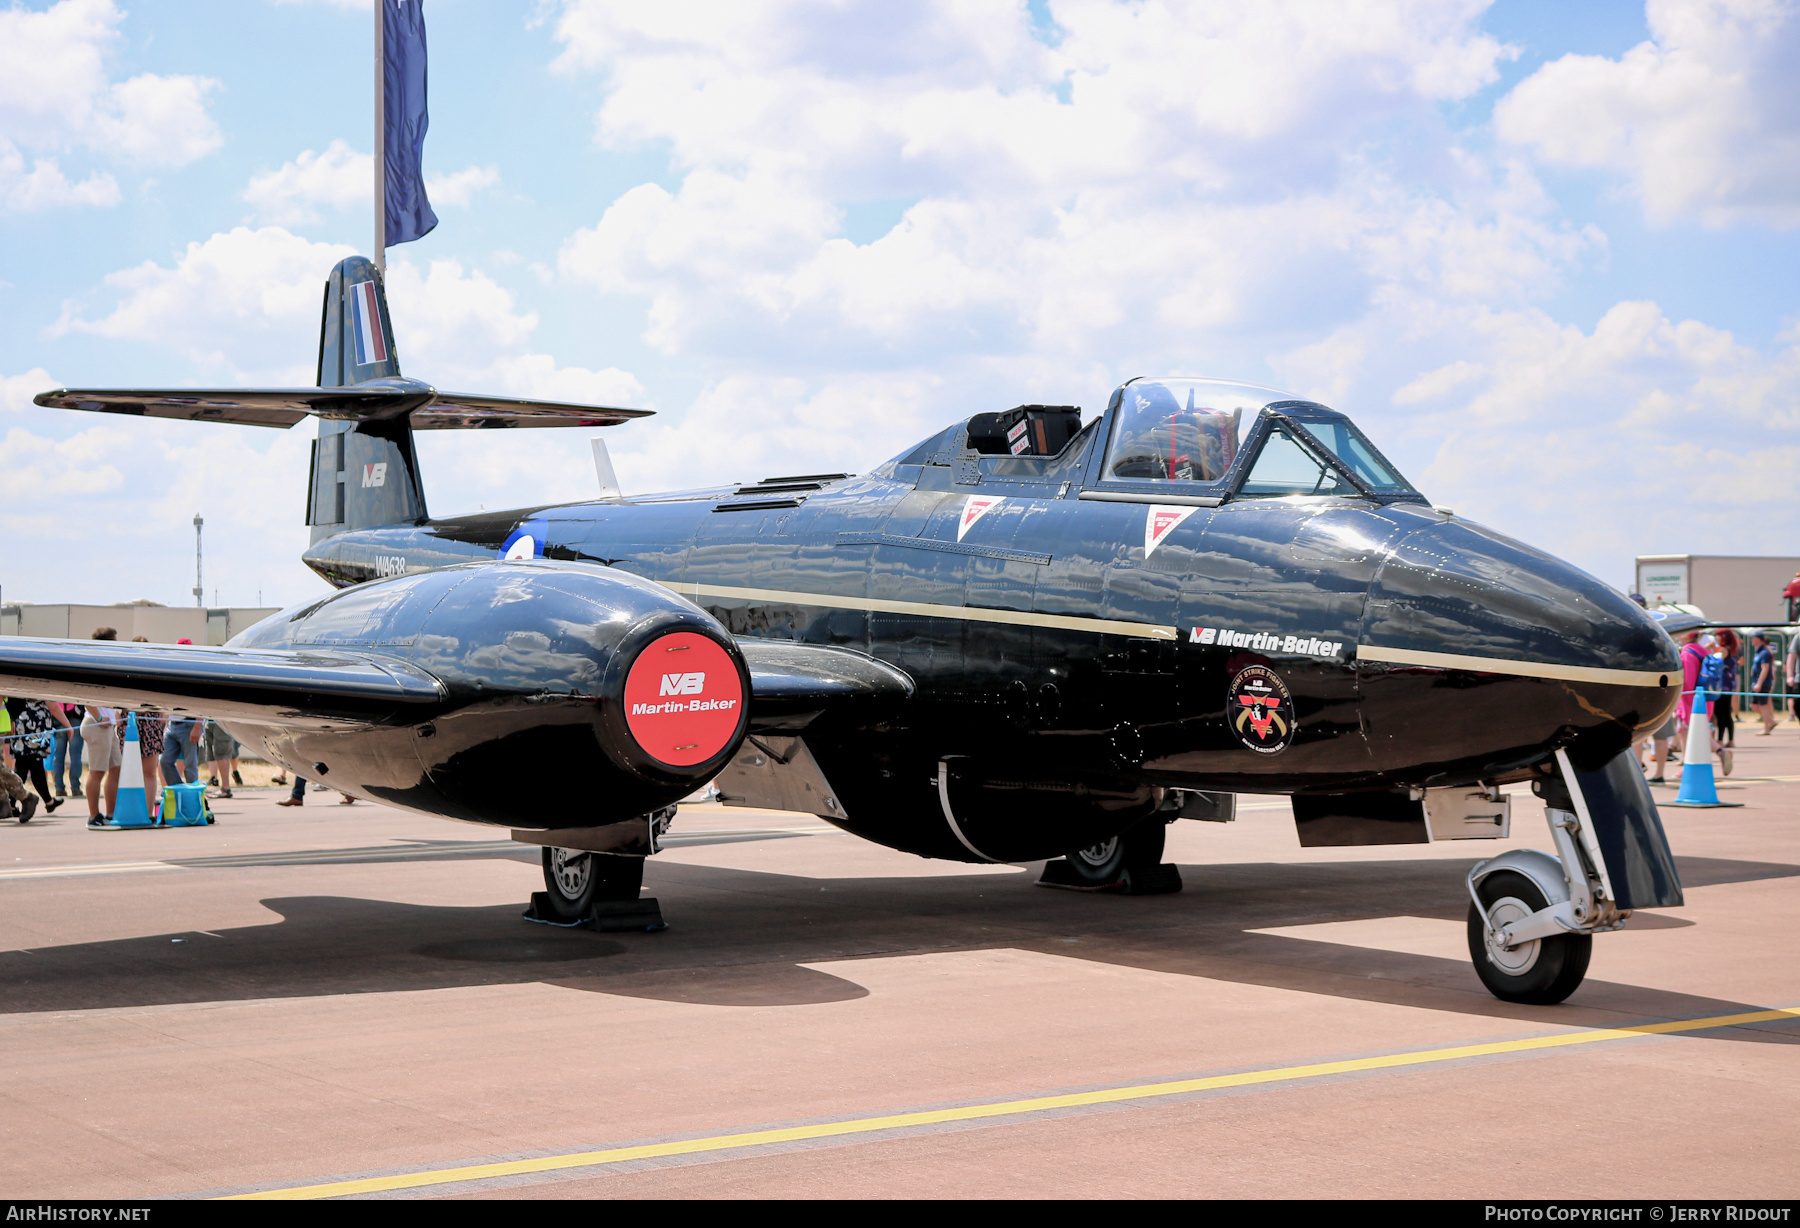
top-left (6, 256), bottom-right (1685, 1004)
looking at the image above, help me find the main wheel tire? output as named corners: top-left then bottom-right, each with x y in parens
top-left (539, 847), bottom-right (646, 921)
top-left (1059, 817), bottom-right (1168, 888)
top-left (1466, 869), bottom-right (1592, 1004)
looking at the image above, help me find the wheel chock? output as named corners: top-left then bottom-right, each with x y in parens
top-left (1121, 863), bottom-right (1182, 895)
top-left (1035, 858), bottom-right (1182, 895)
top-left (522, 892), bottom-right (667, 932)
top-left (1035, 858), bottom-right (1119, 891)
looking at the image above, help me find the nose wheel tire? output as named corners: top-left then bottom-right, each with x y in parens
top-left (539, 846), bottom-right (646, 922)
top-left (1466, 869), bottom-right (1592, 1004)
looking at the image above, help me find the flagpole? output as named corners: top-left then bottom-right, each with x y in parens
top-left (373, 0), bottom-right (386, 274)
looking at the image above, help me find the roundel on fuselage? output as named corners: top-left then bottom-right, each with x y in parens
top-left (500, 519), bottom-right (549, 560)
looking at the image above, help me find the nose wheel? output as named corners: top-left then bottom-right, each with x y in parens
top-left (1466, 869), bottom-right (1591, 1004)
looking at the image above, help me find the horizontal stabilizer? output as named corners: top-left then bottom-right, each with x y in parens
top-left (33, 376), bottom-right (651, 431)
top-left (0, 637), bottom-right (445, 728)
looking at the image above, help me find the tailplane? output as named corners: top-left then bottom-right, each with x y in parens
top-left (33, 254), bottom-right (652, 544)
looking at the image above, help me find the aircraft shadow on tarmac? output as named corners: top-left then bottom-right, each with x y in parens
top-left (3, 852), bottom-right (1796, 1041)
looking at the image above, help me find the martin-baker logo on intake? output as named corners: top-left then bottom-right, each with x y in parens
top-left (1229, 664), bottom-right (1293, 755)
top-left (623, 633), bottom-right (744, 766)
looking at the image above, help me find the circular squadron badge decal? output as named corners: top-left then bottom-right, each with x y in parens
top-left (1229, 664), bottom-right (1294, 755)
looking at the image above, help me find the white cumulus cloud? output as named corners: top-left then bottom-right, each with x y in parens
top-left (243, 141), bottom-right (370, 226)
top-left (551, 0), bottom-right (1573, 373)
top-left (1273, 294), bottom-right (1800, 582)
top-left (425, 164), bottom-right (499, 207)
top-left (1496, 0), bottom-right (1800, 228)
top-left (0, 0), bottom-right (221, 206)
top-left (243, 142), bottom-right (500, 224)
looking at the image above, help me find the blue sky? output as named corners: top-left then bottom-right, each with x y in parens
top-left (3, 0), bottom-right (1799, 608)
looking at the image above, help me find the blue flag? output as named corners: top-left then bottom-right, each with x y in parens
top-left (383, 0), bottom-right (437, 246)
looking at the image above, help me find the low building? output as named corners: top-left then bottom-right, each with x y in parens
top-left (1634, 555), bottom-right (1800, 626)
top-left (0, 603), bottom-right (282, 645)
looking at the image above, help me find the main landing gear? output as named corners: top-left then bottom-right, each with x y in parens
top-left (523, 804), bottom-right (678, 933)
top-left (528, 847), bottom-right (666, 932)
top-left (1038, 816), bottom-right (1182, 895)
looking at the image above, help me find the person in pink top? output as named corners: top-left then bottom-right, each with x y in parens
top-left (1676, 631), bottom-right (1732, 775)
top-left (1678, 631), bottom-right (1706, 732)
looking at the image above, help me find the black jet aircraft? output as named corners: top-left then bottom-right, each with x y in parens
top-left (7, 256), bottom-right (1685, 1005)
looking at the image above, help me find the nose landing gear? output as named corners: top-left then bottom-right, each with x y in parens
top-left (1464, 748), bottom-right (1677, 1004)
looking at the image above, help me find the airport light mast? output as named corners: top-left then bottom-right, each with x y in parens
top-left (193, 514), bottom-right (204, 608)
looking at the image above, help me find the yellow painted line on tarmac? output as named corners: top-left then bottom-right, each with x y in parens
top-left (224, 1006), bottom-right (1800, 1200)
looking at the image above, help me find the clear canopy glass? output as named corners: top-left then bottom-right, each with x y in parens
top-left (1237, 425), bottom-right (1358, 498)
top-left (1103, 379), bottom-right (1281, 484)
top-left (1291, 417), bottom-right (1412, 494)
top-left (1102, 376), bottom-right (1417, 499)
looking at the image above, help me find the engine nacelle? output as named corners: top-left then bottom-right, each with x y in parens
top-left (228, 560), bottom-right (750, 829)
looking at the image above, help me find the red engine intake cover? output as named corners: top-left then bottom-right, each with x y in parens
top-left (622, 632), bottom-right (744, 767)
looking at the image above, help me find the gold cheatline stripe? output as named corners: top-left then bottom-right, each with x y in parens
top-left (1358, 644), bottom-right (1671, 688)
top-left (224, 1006), bottom-right (1797, 1200)
top-left (685, 582), bottom-right (1178, 641)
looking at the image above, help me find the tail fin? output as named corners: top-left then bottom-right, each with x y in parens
top-left (317, 255), bottom-right (402, 387)
top-left (307, 257), bottom-right (426, 543)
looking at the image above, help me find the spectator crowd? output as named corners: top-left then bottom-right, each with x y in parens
top-left (2, 627), bottom-right (243, 826)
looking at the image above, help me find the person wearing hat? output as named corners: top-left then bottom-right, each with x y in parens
top-left (1784, 573), bottom-right (1800, 622)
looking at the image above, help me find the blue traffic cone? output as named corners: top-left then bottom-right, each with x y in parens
top-left (111, 713), bottom-right (154, 827)
top-left (1667, 686), bottom-right (1743, 808)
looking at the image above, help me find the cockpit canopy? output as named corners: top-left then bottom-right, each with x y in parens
top-left (879, 376), bottom-right (1421, 504)
top-left (1103, 377), bottom-right (1418, 501)
top-left (1105, 379), bottom-right (1262, 483)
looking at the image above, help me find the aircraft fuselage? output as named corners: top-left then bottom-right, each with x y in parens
top-left (277, 413), bottom-right (1678, 863)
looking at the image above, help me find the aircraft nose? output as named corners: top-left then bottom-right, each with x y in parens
top-left (1358, 517), bottom-right (1678, 772)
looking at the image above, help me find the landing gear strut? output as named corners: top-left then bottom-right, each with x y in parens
top-left (1038, 816), bottom-right (1181, 894)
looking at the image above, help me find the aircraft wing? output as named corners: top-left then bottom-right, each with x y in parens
top-left (33, 380), bottom-right (651, 431)
top-left (0, 638), bottom-right (445, 729)
top-left (0, 636), bottom-right (911, 734)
